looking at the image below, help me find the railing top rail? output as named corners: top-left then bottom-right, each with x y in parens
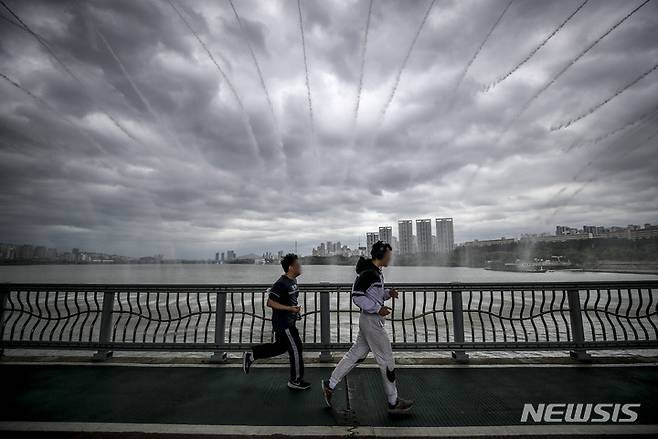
top-left (1, 280), bottom-right (657, 291)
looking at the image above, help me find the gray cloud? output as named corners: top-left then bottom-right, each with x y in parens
top-left (1, 0), bottom-right (657, 258)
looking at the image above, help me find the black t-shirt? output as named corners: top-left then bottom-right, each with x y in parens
top-left (268, 275), bottom-right (300, 331)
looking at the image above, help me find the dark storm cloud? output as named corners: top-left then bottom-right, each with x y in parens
top-left (1, 0), bottom-right (657, 257)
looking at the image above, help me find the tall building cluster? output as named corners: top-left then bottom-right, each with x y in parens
top-left (311, 241), bottom-right (360, 257)
top-left (365, 217), bottom-right (455, 255)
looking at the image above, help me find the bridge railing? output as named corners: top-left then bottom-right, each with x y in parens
top-left (1, 281), bottom-right (656, 361)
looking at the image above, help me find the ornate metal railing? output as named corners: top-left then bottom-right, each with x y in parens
top-left (1, 281), bottom-right (656, 361)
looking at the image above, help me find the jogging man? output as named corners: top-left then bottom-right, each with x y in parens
top-left (321, 241), bottom-right (414, 414)
top-left (242, 253), bottom-right (310, 390)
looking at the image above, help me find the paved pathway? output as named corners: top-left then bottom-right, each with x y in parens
top-left (1, 361), bottom-right (657, 437)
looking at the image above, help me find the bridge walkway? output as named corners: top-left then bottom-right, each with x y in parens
top-left (1, 359), bottom-right (657, 437)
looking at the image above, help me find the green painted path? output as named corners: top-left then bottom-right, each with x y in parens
top-left (1, 362), bottom-right (657, 437)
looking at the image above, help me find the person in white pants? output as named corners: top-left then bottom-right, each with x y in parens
top-left (321, 241), bottom-right (414, 414)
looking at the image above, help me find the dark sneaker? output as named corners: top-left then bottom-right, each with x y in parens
top-left (287, 379), bottom-right (311, 390)
top-left (242, 351), bottom-right (254, 374)
top-left (387, 397), bottom-right (414, 414)
top-left (321, 379), bottom-right (333, 407)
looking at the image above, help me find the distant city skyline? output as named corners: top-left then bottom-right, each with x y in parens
top-left (4, 221), bottom-right (657, 262)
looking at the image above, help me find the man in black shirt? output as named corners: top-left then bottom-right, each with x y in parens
top-left (242, 253), bottom-right (310, 390)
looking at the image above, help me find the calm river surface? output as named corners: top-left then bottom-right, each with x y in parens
top-left (1, 263), bottom-right (657, 284)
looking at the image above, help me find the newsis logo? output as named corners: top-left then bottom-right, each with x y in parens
top-left (521, 403), bottom-right (641, 423)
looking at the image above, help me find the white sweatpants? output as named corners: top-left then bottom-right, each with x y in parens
top-left (329, 312), bottom-right (398, 405)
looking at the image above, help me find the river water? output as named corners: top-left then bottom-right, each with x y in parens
top-left (1, 263), bottom-right (657, 284)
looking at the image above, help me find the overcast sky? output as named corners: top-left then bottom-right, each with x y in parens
top-left (1, 0), bottom-right (657, 258)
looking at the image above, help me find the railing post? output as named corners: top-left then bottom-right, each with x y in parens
top-left (451, 289), bottom-right (469, 363)
top-left (210, 291), bottom-right (228, 362)
top-left (566, 288), bottom-right (591, 361)
top-left (319, 290), bottom-right (332, 362)
top-left (93, 290), bottom-right (115, 360)
top-left (0, 286), bottom-right (8, 357)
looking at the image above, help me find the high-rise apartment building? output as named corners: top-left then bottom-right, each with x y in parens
top-left (416, 219), bottom-right (433, 253)
top-left (398, 220), bottom-right (414, 255)
top-left (366, 232), bottom-right (379, 251)
top-left (378, 226), bottom-right (393, 246)
top-left (436, 217), bottom-right (455, 253)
